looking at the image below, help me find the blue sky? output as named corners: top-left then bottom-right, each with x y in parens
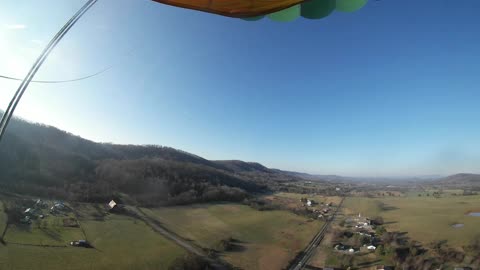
top-left (2, 0), bottom-right (480, 176)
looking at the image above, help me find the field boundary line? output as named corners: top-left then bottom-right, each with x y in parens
top-left (70, 205), bottom-right (89, 241)
top-left (5, 241), bottom-right (68, 248)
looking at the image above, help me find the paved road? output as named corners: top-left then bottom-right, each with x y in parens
top-left (132, 207), bottom-right (230, 270)
top-left (288, 197), bottom-right (345, 270)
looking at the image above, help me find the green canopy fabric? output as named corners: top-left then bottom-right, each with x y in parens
top-left (268, 5), bottom-right (301, 22)
top-left (301, 0), bottom-right (335, 19)
top-left (244, 0), bottom-right (368, 22)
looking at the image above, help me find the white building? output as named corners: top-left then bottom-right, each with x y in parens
top-left (108, 200), bottom-right (117, 209)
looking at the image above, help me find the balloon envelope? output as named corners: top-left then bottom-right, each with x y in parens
top-left (301, 0), bottom-right (336, 19)
top-left (242, 16), bottom-right (264, 21)
top-left (151, 0), bottom-right (305, 18)
top-left (268, 5), bottom-right (300, 22)
top-left (151, 0), bottom-right (367, 21)
top-left (336, 0), bottom-right (367, 12)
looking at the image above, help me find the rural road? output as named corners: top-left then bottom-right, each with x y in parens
top-left (132, 207), bottom-right (230, 270)
top-left (288, 197), bottom-right (345, 270)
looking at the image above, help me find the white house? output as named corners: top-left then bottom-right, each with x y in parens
top-left (108, 200), bottom-right (117, 209)
top-left (367, 245), bottom-right (376, 250)
top-left (306, 200), bottom-right (312, 207)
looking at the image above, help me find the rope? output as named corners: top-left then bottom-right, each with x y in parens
top-left (0, 0), bottom-right (98, 143)
top-left (0, 66), bottom-right (112, 84)
top-left (0, 48), bottom-right (135, 84)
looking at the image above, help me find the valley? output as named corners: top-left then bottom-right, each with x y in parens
top-left (0, 116), bottom-right (480, 270)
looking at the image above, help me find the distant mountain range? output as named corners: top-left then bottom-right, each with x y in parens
top-left (432, 173), bottom-right (480, 187)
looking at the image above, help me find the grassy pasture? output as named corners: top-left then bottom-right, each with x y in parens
top-left (273, 192), bottom-right (342, 205)
top-left (263, 192), bottom-right (343, 212)
top-left (0, 202), bottom-right (184, 270)
top-left (0, 201), bottom-right (7, 236)
top-left (343, 194), bottom-right (480, 247)
top-left (4, 214), bottom-right (85, 246)
top-left (3, 200), bottom-right (85, 246)
top-left (142, 203), bottom-right (323, 270)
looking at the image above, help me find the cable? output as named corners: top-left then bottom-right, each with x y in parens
top-left (0, 0), bottom-right (98, 143)
top-left (0, 66), bottom-right (112, 84)
top-left (0, 48), bottom-right (135, 84)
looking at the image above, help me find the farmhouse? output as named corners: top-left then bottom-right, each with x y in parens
top-left (35, 199), bottom-right (47, 208)
top-left (108, 200), bottom-right (117, 209)
top-left (51, 201), bottom-right (66, 213)
top-left (107, 199), bottom-right (126, 213)
top-left (54, 202), bottom-right (65, 209)
top-left (20, 216), bottom-right (31, 224)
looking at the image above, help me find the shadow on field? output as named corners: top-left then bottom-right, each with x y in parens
top-left (378, 202), bottom-right (399, 211)
top-left (15, 224), bottom-right (32, 232)
top-left (384, 221), bottom-right (398, 225)
top-left (229, 238), bottom-right (246, 244)
top-left (229, 243), bottom-right (247, 252)
top-left (40, 228), bottom-right (62, 242)
top-left (358, 259), bottom-right (382, 267)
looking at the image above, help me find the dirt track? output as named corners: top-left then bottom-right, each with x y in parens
top-left (132, 207), bottom-right (230, 270)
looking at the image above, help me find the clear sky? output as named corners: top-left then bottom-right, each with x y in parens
top-left (1, 0), bottom-right (480, 177)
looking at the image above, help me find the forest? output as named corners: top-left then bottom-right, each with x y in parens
top-left (0, 114), bottom-right (302, 205)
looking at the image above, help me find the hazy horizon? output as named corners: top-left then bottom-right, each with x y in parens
top-left (1, 110), bottom-right (475, 179)
top-left (2, 0), bottom-right (480, 177)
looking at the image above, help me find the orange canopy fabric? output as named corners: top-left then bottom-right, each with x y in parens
top-left (151, 0), bottom-right (307, 18)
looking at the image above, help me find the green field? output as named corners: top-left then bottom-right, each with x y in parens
top-left (0, 201), bottom-right (7, 236)
top-left (4, 214), bottom-right (85, 246)
top-left (272, 192), bottom-right (342, 204)
top-left (142, 203), bottom-right (324, 270)
top-left (0, 203), bottom-right (184, 270)
top-left (343, 194), bottom-right (480, 247)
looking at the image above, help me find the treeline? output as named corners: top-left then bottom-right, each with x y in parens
top-left (375, 227), bottom-right (479, 269)
top-left (0, 115), bottom-right (288, 206)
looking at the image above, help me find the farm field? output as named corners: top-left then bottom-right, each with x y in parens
top-left (142, 203), bottom-right (324, 270)
top-left (262, 192), bottom-right (342, 211)
top-left (343, 194), bottom-right (480, 247)
top-left (0, 201), bottom-right (184, 270)
top-left (0, 201), bottom-right (7, 237)
top-left (4, 215), bottom-right (85, 246)
top-left (272, 192), bottom-right (342, 205)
